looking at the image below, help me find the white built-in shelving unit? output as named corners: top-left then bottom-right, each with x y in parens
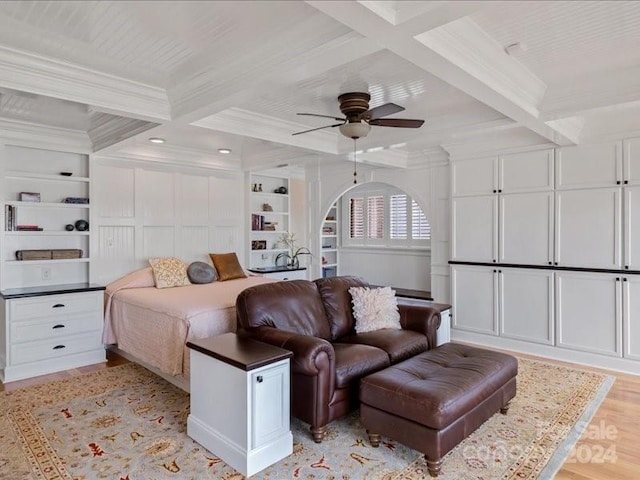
top-left (321, 202), bottom-right (339, 278)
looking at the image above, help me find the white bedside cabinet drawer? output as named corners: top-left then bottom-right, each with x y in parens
top-left (10, 292), bottom-right (101, 321)
top-left (11, 312), bottom-right (101, 343)
top-left (10, 332), bottom-right (103, 365)
top-left (263, 270), bottom-right (306, 281)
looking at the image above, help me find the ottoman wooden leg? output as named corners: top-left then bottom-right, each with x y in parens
top-left (500, 400), bottom-right (512, 414)
top-left (426, 457), bottom-right (442, 477)
top-left (367, 430), bottom-right (381, 447)
top-left (310, 425), bottom-right (327, 443)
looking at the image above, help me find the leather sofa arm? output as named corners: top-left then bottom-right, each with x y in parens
top-left (239, 326), bottom-right (335, 377)
top-left (398, 304), bottom-right (441, 349)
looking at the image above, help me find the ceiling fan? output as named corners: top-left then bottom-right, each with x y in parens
top-left (292, 92), bottom-right (425, 139)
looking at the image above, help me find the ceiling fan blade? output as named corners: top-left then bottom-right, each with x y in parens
top-left (292, 123), bottom-right (343, 136)
top-left (297, 113), bottom-right (346, 122)
top-left (369, 118), bottom-right (425, 128)
top-left (364, 102), bottom-right (404, 120)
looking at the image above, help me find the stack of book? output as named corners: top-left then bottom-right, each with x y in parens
top-left (16, 225), bottom-right (43, 231)
top-left (4, 205), bottom-right (15, 231)
top-left (251, 214), bottom-right (265, 231)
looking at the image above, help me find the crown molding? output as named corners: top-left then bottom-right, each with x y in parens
top-left (442, 128), bottom-right (555, 160)
top-left (414, 17), bottom-right (546, 116)
top-left (0, 117), bottom-right (91, 153)
top-left (407, 147), bottom-right (449, 168)
top-left (105, 143), bottom-right (240, 172)
top-left (193, 108), bottom-right (339, 155)
top-left (0, 46), bottom-right (170, 122)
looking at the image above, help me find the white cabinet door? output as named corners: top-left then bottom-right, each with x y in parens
top-left (624, 186), bottom-right (640, 270)
top-left (251, 362), bottom-right (290, 449)
top-left (451, 156), bottom-right (496, 197)
top-left (451, 265), bottom-right (498, 335)
top-left (451, 195), bottom-right (497, 262)
top-left (556, 272), bottom-right (622, 357)
top-left (499, 192), bottom-right (554, 265)
top-left (556, 142), bottom-right (621, 190)
top-left (623, 275), bottom-right (640, 360)
top-left (499, 149), bottom-right (554, 193)
top-left (499, 268), bottom-right (554, 345)
top-left (555, 188), bottom-right (621, 269)
top-left (623, 137), bottom-right (640, 186)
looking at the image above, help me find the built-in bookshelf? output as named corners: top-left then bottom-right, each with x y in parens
top-left (247, 171), bottom-right (290, 270)
top-left (321, 202), bottom-right (339, 278)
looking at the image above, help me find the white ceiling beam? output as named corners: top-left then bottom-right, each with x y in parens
top-left (307, 1), bottom-right (579, 146)
top-left (0, 46), bottom-right (170, 123)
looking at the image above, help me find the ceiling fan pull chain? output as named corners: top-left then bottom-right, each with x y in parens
top-left (353, 139), bottom-right (357, 184)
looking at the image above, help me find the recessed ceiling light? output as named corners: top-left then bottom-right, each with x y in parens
top-left (218, 148), bottom-right (232, 154)
top-left (148, 137), bottom-right (165, 144)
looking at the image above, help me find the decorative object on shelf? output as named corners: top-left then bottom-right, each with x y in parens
top-left (262, 203), bottom-right (273, 212)
top-left (258, 183), bottom-right (263, 192)
top-left (275, 231), bottom-right (311, 269)
top-left (274, 186), bottom-right (287, 194)
top-left (15, 249), bottom-right (82, 260)
top-left (16, 225), bottom-right (43, 231)
top-left (19, 191), bottom-right (41, 202)
top-left (65, 224), bottom-right (75, 231)
top-left (59, 172), bottom-right (73, 176)
top-left (74, 219), bottom-right (89, 231)
top-left (251, 240), bottom-right (267, 250)
top-left (63, 197), bottom-right (89, 204)
top-left (326, 215), bottom-right (335, 221)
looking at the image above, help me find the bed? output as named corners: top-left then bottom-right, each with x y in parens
top-left (103, 267), bottom-right (276, 388)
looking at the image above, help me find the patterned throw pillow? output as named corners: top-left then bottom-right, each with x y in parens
top-left (349, 286), bottom-right (401, 334)
top-left (209, 252), bottom-right (246, 281)
top-left (148, 257), bottom-right (191, 289)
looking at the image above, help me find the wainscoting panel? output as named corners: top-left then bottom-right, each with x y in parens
top-left (178, 226), bottom-right (210, 262)
top-left (210, 226), bottom-right (240, 256)
top-left (93, 164), bottom-right (134, 218)
top-left (209, 175), bottom-right (243, 224)
top-left (180, 174), bottom-right (209, 225)
top-left (143, 226), bottom-right (175, 258)
top-left (137, 169), bottom-right (175, 224)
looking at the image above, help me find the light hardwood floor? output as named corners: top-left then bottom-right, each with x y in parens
top-left (1, 349), bottom-right (638, 478)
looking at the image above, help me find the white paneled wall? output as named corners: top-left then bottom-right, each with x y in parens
top-left (91, 158), bottom-right (243, 285)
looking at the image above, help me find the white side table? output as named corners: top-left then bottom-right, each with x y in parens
top-left (187, 333), bottom-right (293, 477)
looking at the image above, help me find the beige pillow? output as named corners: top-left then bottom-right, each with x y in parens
top-left (148, 257), bottom-right (191, 289)
top-left (349, 286), bottom-right (401, 334)
top-left (209, 252), bottom-right (246, 281)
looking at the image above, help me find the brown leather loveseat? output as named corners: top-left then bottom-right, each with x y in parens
top-left (236, 276), bottom-right (441, 443)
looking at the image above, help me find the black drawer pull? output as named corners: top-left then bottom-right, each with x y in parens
top-left (256, 376), bottom-right (263, 383)
top-left (52, 304), bottom-right (65, 308)
top-left (52, 324), bottom-right (65, 329)
top-left (53, 345), bottom-right (66, 350)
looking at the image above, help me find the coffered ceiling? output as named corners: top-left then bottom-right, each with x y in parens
top-left (0, 1), bottom-right (639, 170)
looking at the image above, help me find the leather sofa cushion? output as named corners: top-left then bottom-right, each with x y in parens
top-left (315, 276), bottom-right (368, 340)
top-left (333, 343), bottom-right (389, 389)
top-left (360, 343), bottom-right (518, 430)
top-left (341, 329), bottom-right (427, 363)
top-left (236, 280), bottom-right (331, 340)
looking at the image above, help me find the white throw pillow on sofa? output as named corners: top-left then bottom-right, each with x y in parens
top-left (349, 286), bottom-right (401, 334)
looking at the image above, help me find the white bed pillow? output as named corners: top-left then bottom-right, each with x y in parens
top-left (349, 286), bottom-right (401, 334)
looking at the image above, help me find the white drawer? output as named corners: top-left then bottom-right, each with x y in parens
top-left (9, 292), bottom-right (101, 321)
top-left (263, 270), bottom-right (307, 281)
top-left (11, 311), bottom-right (101, 343)
top-left (10, 332), bottom-right (103, 365)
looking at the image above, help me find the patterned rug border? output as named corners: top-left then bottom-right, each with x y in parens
top-left (537, 373), bottom-right (615, 478)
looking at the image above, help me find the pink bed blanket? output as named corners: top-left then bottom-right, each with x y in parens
top-left (103, 268), bottom-right (275, 376)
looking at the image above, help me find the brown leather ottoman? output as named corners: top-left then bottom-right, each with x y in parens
top-left (359, 343), bottom-right (518, 477)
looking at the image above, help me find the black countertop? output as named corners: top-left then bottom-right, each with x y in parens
top-left (1, 283), bottom-right (106, 299)
top-left (248, 266), bottom-right (307, 274)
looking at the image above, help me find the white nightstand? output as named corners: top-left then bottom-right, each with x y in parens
top-left (248, 266), bottom-right (307, 281)
top-left (187, 333), bottom-right (293, 477)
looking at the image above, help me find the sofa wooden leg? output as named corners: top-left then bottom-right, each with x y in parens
top-left (367, 430), bottom-right (381, 447)
top-left (500, 400), bottom-right (512, 415)
top-left (426, 457), bottom-right (442, 477)
top-left (310, 425), bottom-right (327, 443)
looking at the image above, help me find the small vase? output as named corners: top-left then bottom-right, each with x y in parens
top-left (287, 257), bottom-right (299, 269)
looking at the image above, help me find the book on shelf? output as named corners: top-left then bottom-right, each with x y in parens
top-left (251, 214), bottom-right (265, 231)
top-left (16, 225), bottom-right (43, 231)
top-left (4, 204), bottom-right (16, 231)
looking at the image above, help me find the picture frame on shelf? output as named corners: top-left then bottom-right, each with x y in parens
top-left (251, 240), bottom-right (267, 250)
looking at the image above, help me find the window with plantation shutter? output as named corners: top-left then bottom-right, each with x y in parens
top-left (349, 197), bottom-right (364, 239)
top-left (343, 185), bottom-right (430, 247)
top-left (367, 196), bottom-right (384, 239)
top-left (412, 200), bottom-right (430, 239)
top-left (390, 194), bottom-right (408, 239)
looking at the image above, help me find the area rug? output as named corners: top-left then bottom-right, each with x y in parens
top-left (0, 357), bottom-right (613, 480)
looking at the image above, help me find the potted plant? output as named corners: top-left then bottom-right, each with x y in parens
top-left (275, 231), bottom-right (311, 269)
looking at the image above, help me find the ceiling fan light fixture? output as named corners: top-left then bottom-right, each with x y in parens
top-left (339, 121), bottom-right (371, 139)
